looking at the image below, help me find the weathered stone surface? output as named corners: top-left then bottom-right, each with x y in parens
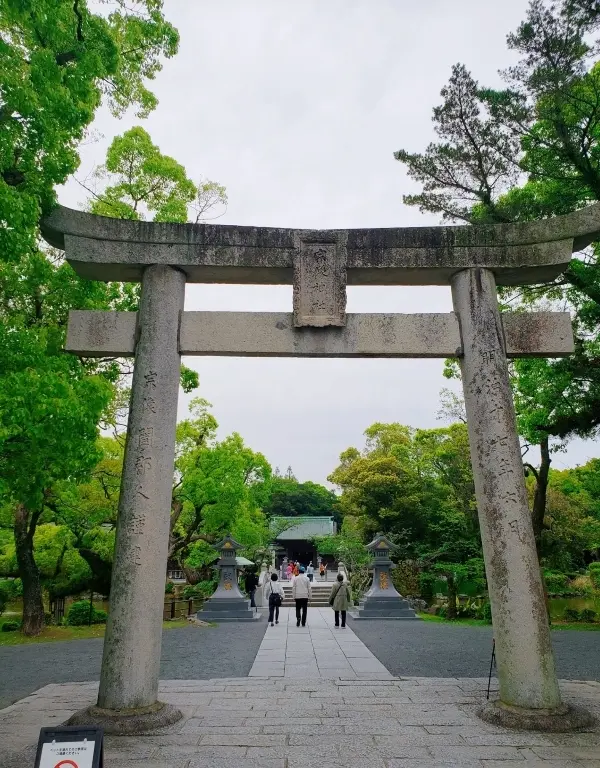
top-left (451, 268), bottom-right (563, 712)
top-left (65, 310), bottom-right (574, 358)
top-left (41, 203), bottom-right (600, 285)
top-left (66, 310), bottom-right (137, 355)
top-left (98, 265), bottom-right (186, 711)
top-left (293, 232), bottom-right (346, 326)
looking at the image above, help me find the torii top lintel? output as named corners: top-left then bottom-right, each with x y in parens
top-left (41, 203), bottom-right (600, 287)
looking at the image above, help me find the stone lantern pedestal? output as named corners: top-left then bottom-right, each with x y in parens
top-left (351, 534), bottom-right (419, 620)
top-left (197, 535), bottom-right (261, 622)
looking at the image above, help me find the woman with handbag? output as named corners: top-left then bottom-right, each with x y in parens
top-left (329, 573), bottom-right (353, 628)
top-left (266, 573), bottom-right (285, 627)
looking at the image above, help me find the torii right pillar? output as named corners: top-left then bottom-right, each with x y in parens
top-left (452, 268), bottom-right (592, 730)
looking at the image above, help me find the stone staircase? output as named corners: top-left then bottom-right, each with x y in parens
top-left (281, 580), bottom-right (333, 607)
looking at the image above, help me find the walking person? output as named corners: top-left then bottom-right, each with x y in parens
top-left (292, 566), bottom-right (312, 627)
top-left (319, 562), bottom-right (326, 580)
top-left (306, 562), bottom-right (314, 582)
top-left (329, 573), bottom-right (353, 628)
top-left (244, 568), bottom-right (258, 609)
top-left (266, 573), bottom-right (284, 627)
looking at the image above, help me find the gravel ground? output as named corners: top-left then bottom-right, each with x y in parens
top-left (0, 621), bottom-right (267, 709)
top-left (348, 618), bottom-right (600, 680)
top-left (2, 617), bottom-right (597, 711)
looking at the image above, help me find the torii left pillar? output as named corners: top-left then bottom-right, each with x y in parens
top-left (70, 265), bottom-right (185, 732)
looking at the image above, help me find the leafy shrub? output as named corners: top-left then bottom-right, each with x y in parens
top-left (436, 605), bottom-right (447, 618)
top-left (391, 560), bottom-right (421, 596)
top-left (1, 621), bottom-right (20, 632)
top-left (456, 600), bottom-right (478, 619)
top-left (588, 563), bottom-right (600, 589)
top-left (66, 600), bottom-right (107, 626)
top-left (418, 572), bottom-right (437, 601)
top-left (472, 601), bottom-right (493, 624)
top-left (563, 608), bottom-right (581, 622)
top-left (579, 609), bottom-right (597, 623)
top-left (569, 575), bottom-right (593, 595)
top-left (165, 582), bottom-right (174, 594)
top-left (543, 570), bottom-right (568, 593)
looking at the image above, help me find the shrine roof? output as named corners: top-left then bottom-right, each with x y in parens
top-left (273, 516), bottom-right (336, 540)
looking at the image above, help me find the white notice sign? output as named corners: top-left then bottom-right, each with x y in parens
top-left (38, 740), bottom-right (96, 768)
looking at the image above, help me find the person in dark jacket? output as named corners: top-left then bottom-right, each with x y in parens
top-left (244, 569), bottom-right (258, 608)
top-left (266, 573), bottom-right (285, 626)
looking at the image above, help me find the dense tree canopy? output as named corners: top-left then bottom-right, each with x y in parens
top-left (328, 422), bottom-right (481, 563)
top-left (328, 420), bottom-right (600, 575)
top-left (395, 0), bottom-right (600, 551)
top-left (395, 0), bottom-right (600, 443)
top-left (262, 477), bottom-right (340, 525)
top-left (0, 0), bottom-right (179, 259)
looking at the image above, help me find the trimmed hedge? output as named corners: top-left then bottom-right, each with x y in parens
top-left (563, 607), bottom-right (598, 623)
top-left (543, 570), bottom-right (569, 593)
top-left (589, 563), bottom-right (600, 589)
top-left (66, 601), bottom-right (108, 626)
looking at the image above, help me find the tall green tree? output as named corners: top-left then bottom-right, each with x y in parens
top-left (0, 1), bottom-right (180, 635)
top-left (1, 0), bottom-right (179, 259)
top-left (170, 400), bottom-right (272, 572)
top-left (88, 126), bottom-right (197, 222)
top-left (394, 0), bottom-right (600, 541)
top-left (328, 422), bottom-right (481, 562)
top-left (262, 477), bottom-right (340, 524)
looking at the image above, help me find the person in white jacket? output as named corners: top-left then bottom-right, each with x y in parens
top-left (291, 566), bottom-right (312, 626)
top-left (265, 573), bottom-right (285, 626)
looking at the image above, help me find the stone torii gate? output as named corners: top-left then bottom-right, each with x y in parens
top-left (42, 204), bottom-right (600, 732)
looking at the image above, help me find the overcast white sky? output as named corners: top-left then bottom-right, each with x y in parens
top-left (60, 0), bottom-right (600, 483)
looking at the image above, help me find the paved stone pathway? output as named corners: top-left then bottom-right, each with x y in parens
top-left (250, 607), bottom-right (391, 678)
top-left (1, 607), bottom-right (600, 767)
top-left (2, 677), bottom-right (600, 767)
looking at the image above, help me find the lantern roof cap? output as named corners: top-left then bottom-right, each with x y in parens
top-left (213, 534), bottom-right (243, 552)
top-left (366, 533), bottom-right (393, 551)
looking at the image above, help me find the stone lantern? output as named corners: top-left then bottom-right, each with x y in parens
top-left (351, 534), bottom-right (419, 620)
top-left (197, 535), bottom-right (261, 621)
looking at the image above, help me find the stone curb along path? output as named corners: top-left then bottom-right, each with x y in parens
top-left (1, 608), bottom-right (600, 767)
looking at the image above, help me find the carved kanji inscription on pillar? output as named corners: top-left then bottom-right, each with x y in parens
top-left (293, 233), bottom-right (347, 327)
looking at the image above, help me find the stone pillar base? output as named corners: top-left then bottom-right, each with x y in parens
top-left (350, 596), bottom-right (420, 620)
top-left (67, 701), bottom-right (182, 734)
top-left (479, 700), bottom-right (595, 732)
top-left (197, 597), bottom-right (262, 622)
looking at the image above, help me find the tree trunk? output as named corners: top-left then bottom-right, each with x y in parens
top-left (532, 436), bottom-right (551, 557)
top-left (446, 574), bottom-right (458, 620)
top-left (14, 504), bottom-right (45, 636)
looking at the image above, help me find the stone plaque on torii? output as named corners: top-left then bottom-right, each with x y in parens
top-left (42, 202), bottom-right (600, 732)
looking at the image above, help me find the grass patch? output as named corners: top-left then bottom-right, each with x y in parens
top-left (417, 613), bottom-right (490, 627)
top-left (418, 613), bottom-right (600, 631)
top-left (549, 621), bottom-right (600, 631)
top-left (0, 619), bottom-right (190, 646)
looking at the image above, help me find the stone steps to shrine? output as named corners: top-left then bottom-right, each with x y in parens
top-left (280, 582), bottom-right (334, 607)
